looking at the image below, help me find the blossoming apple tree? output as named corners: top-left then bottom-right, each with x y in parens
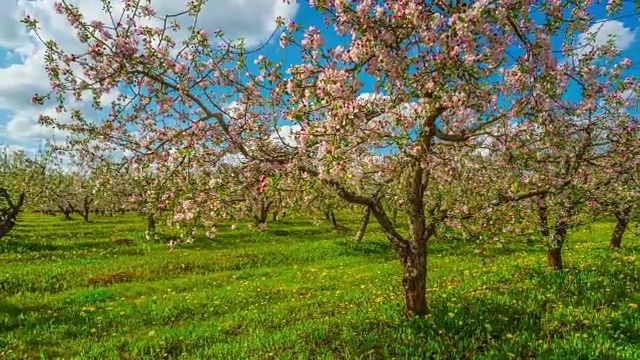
top-left (26, 0), bottom-right (637, 316)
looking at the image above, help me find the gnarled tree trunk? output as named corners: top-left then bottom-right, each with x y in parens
top-left (0, 189), bottom-right (25, 240)
top-left (610, 205), bottom-right (632, 249)
top-left (58, 204), bottom-right (73, 219)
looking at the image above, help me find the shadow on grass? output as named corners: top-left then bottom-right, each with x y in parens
top-left (0, 238), bottom-right (149, 255)
top-left (0, 300), bottom-right (52, 334)
top-left (366, 267), bottom-right (640, 358)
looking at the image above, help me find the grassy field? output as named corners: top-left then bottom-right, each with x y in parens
top-left (0, 212), bottom-right (639, 359)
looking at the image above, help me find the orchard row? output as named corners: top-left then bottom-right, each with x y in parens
top-left (3, 0), bottom-right (639, 317)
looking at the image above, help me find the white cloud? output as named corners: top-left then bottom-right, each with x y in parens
top-left (573, 20), bottom-right (636, 59)
top-left (0, 0), bottom-right (299, 145)
top-left (5, 105), bottom-right (71, 142)
top-left (270, 124), bottom-right (300, 147)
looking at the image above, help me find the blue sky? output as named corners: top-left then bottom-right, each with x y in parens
top-left (0, 0), bottom-right (638, 154)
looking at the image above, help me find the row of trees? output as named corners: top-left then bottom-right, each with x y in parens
top-left (13, 0), bottom-right (640, 317)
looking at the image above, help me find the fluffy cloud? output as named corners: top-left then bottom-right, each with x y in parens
top-left (0, 0), bottom-right (298, 145)
top-left (574, 20), bottom-right (636, 59)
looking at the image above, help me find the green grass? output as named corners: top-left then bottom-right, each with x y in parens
top-left (1, 212), bottom-right (639, 359)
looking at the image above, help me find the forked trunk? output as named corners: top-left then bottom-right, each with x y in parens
top-left (610, 206), bottom-right (631, 249)
top-left (76, 196), bottom-right (93, 223)
top-left (0, 190), bottom-right (25, 240)
top-left (254, 201), bottom-right (272, 224)
top-left (355, 207), bottom-right (371, 243)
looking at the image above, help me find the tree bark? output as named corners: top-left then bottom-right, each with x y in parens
top-left (0, 189), bottom-right (25, 240)
top-left (547, 247), bottom-right (563, 270)
top-left (355, 207), bottom-right (371, 243)
top-left (401, 242), bottom-right (427, 317)
top-left (58, 204), bottom-right (73, 220)
top-left (330, 210), bottom-right (337, 228)
top-left (147, 213), bottom-right (156, 232)
top-left (73, 196), bottom-right (93, 222)
top-left (547, 220), bottom-right (568, 270)
top-left (537, 196), bottom-right (566, 270)
top-left (537, 197), bottom-right (550, 238)
top-left (254, 200), bottom-right (272, 224)
top-left (610, 205), bottom-right (632, 249)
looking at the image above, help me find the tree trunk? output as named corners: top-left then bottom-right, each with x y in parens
top-left (330, 210), bottom-right (337, 228)
top-left (0, 190), bottom-right (25, 240)
top-left (537, 196), bottom-right (565, 270)
top-left (547, 247), bottom-right (563, 270)
top-left (272, 210), bottom-right (278, 223)
top-left (537, 196), bottom-right (550, 238)
top-left (402, 243), bottom-right (428, 317)
top-left (58, 205), bottom-right (72, 220)
top-left (355, 207), bottom-right (371, 243)
top-left (400, 164), bottom-right (434, 317)
top-left (254, 201), bottom-right (272, 224)
top-left (80, 196), bottom-right (93, 222)
top-left (547, 220), bottom-right (568, 270)
top-left (610, 205), bottom-right (631, 249)
top-left (147, 213), bottom-right (156, 232)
